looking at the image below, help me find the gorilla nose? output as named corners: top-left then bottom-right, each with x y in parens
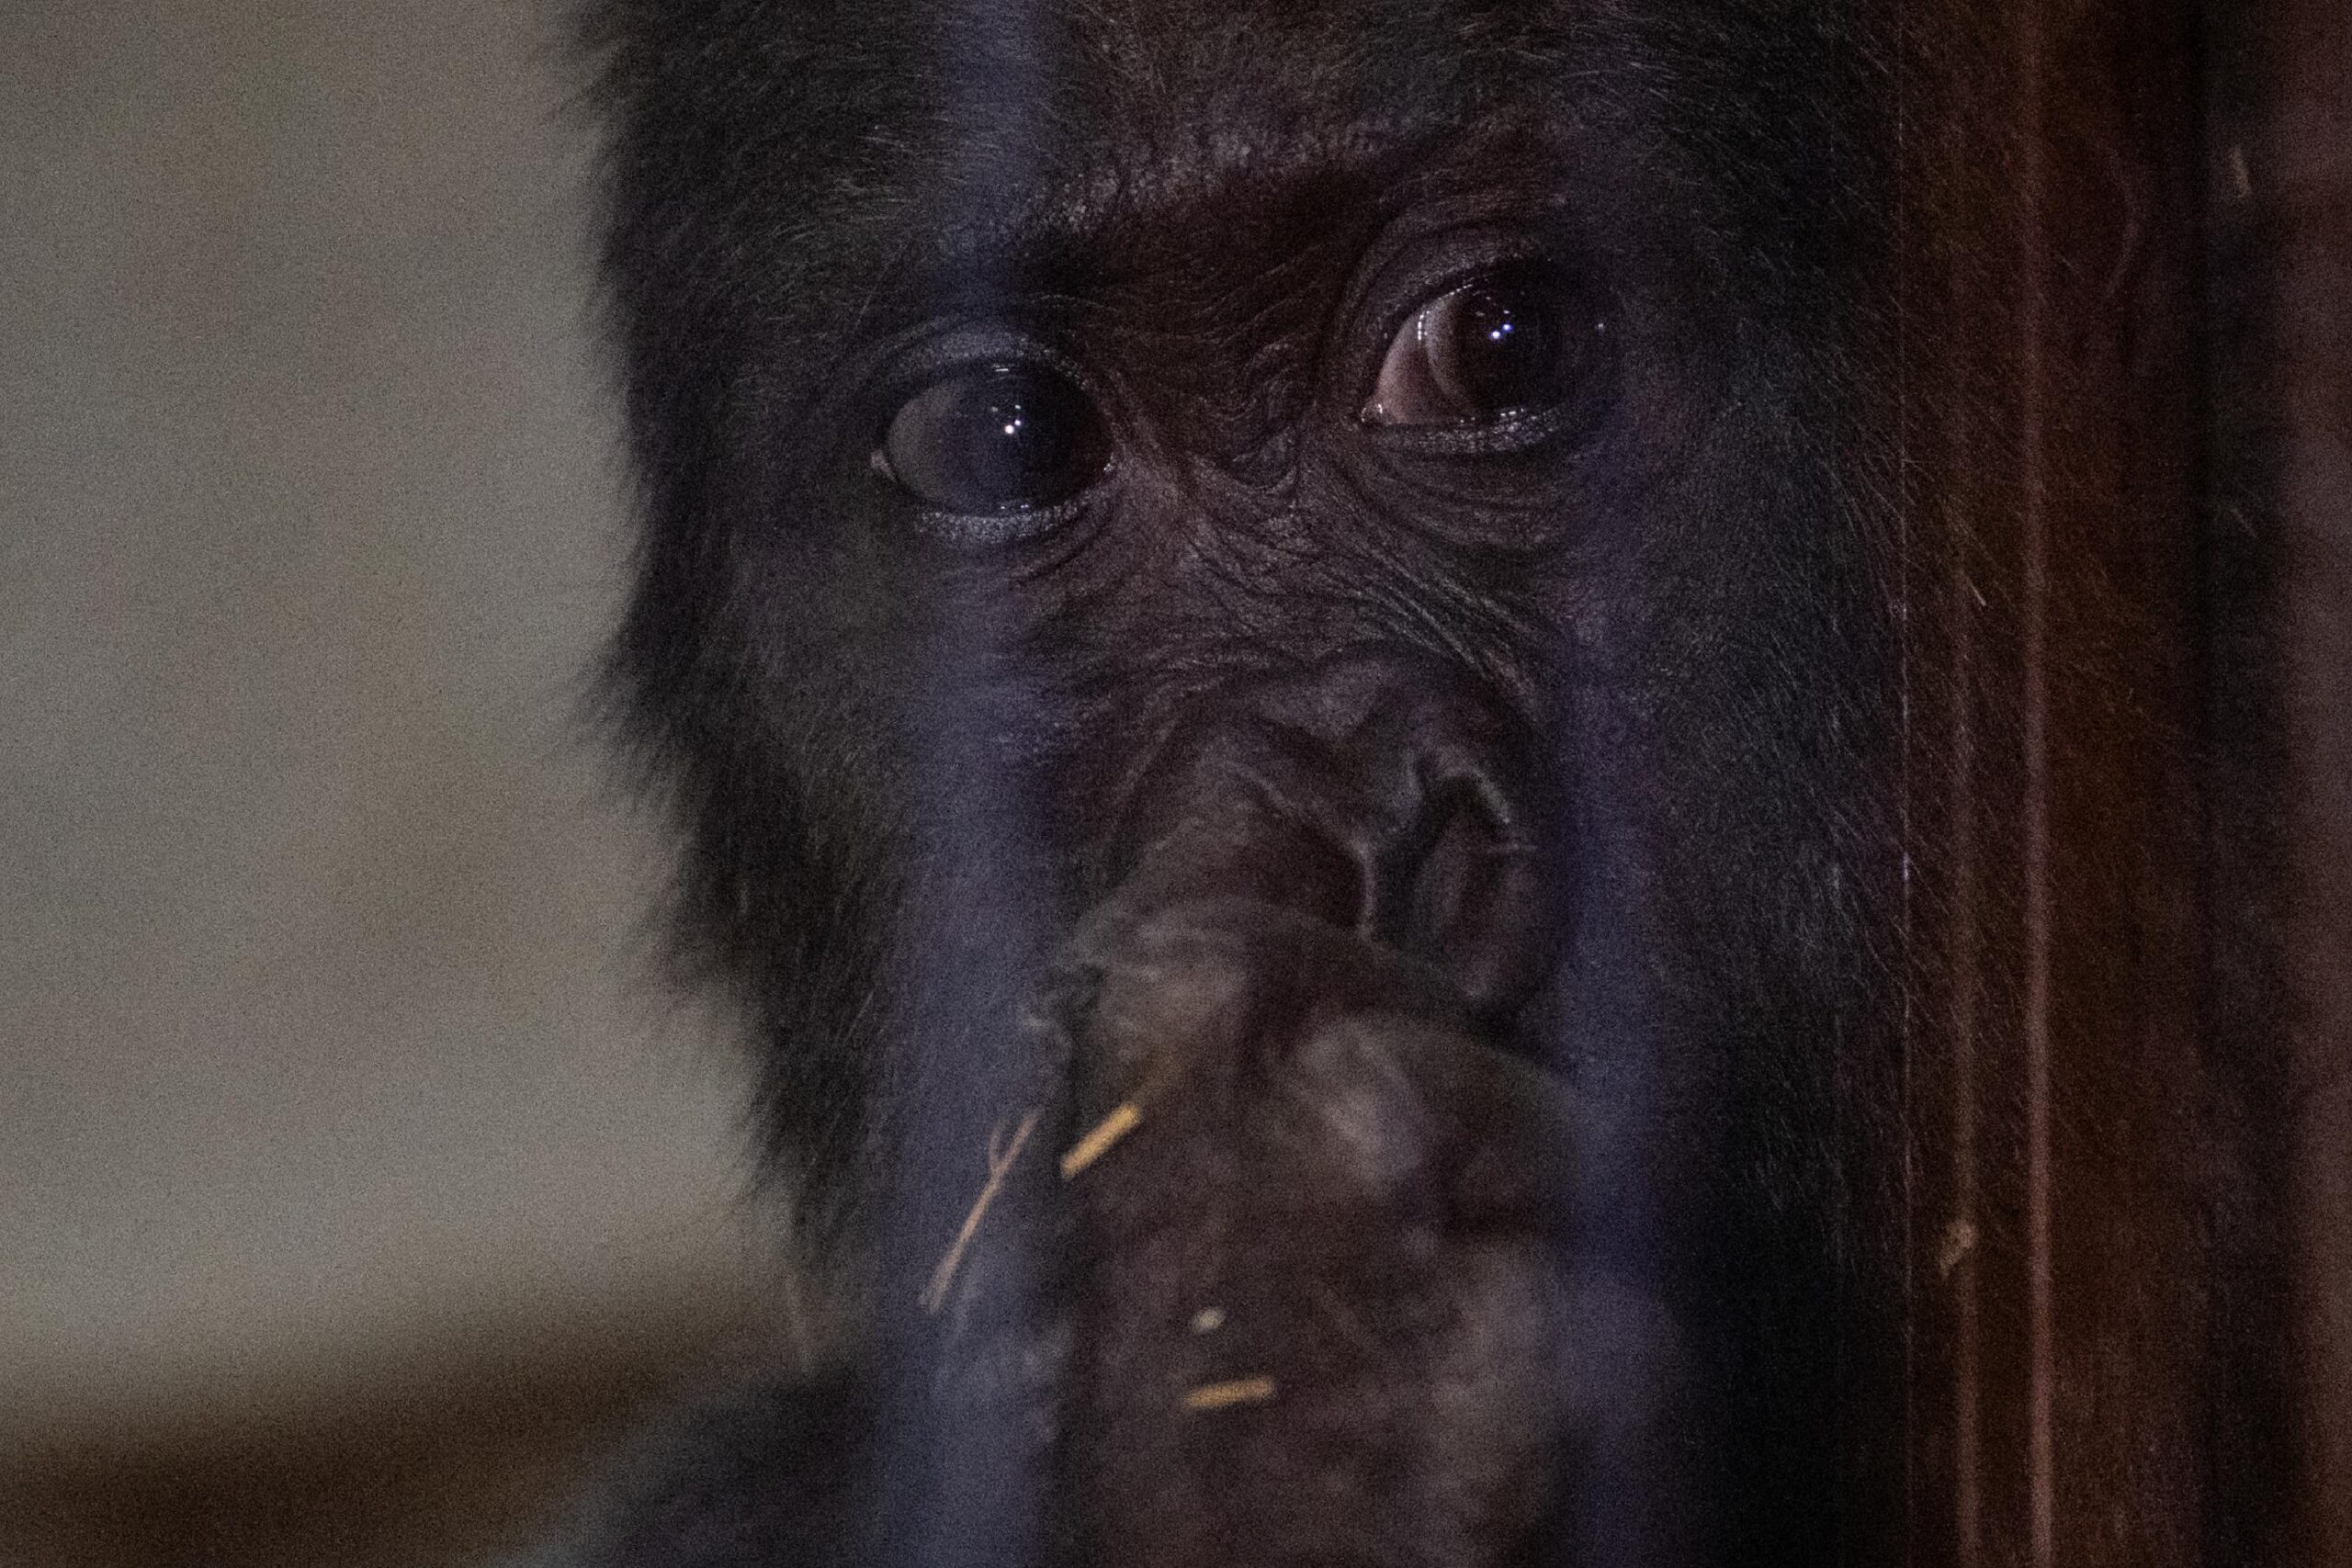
top-left (1102, 649), bottom-right (1566, 1024)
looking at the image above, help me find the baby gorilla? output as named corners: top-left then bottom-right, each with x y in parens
top-left (574, 0), bottom-right (1892, 1563)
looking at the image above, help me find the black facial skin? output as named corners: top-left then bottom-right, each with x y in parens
top-left (577, 3), bottom-right (1896, 1565)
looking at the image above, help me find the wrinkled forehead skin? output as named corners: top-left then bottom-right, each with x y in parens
top-left (590, 0), bottom-right (1881, 388)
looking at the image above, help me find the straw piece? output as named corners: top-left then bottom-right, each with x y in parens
top-left (1181, 1376), bottom-right (1277, 1412)
top-left (919, 1107), bottom-right (1041, 1314)
top-left (1057, 1100), bottom-right (1141, 1179)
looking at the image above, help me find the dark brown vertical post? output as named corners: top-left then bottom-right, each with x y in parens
top-left (1895, 0), bottom-right (2212, 1562)
top-left (2207, 0), bottom-right (2352, 1557)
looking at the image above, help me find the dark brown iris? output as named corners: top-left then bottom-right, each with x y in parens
top-left (1363, 260), bottom-right (1600, 428)
top-left (880, 363), bottom-right (1110, 513)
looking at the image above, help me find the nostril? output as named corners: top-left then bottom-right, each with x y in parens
top-left (1369, 778), bottom-right (1557, 1026)
top-left (1400, 787), bottom-right (1494, 946)
top-left (1363, 774), bottom-right (1486, 942)
top-left (1100, 651), bottom-right (1565, 1028)
top-left (1427, 837), bottom-right (1557, 1026)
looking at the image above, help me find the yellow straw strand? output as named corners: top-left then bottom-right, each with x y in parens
top-left (919, 1107), bottom-right (1041, 1314)
top-left (1181, 1376), bottom-right (1278, 1412)
top-left (1057, 1100), bottom-right (1142, 1179)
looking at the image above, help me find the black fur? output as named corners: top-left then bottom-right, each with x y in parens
top-left (571, 3), bottom-right (1901, 1563)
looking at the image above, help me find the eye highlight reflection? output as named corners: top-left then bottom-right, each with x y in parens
top-left (1363, 260), bottom-right (1606, 431)
top-left (875, 363), bottom-right (1111, 516)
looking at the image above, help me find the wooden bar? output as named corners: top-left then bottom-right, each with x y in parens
top-left (1894, 0), bottom-right (2222, 1560)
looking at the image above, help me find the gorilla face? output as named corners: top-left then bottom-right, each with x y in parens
top-left (591, 3), bottom-right (1894, 1563)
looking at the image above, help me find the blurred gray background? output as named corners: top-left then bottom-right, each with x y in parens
top-left (2, 4), bottom-right (764, 1562)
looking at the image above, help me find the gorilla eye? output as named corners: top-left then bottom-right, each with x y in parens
top-left (1362, 260), bottom-right (1603, 430)
top-left (876, 363), bottom-right (1111, 515)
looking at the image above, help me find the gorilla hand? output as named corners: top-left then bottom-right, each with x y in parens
top-left (1034, 652), bottom-right (1606, 1568)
